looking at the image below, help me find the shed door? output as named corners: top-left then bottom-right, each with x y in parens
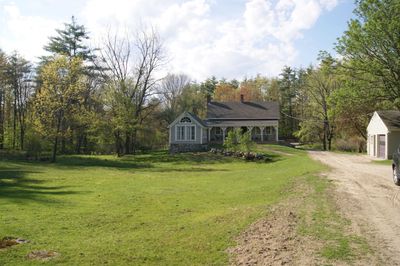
top-left (378, 134), bottom-right (386, 159)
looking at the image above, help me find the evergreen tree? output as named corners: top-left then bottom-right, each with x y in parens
top-left (44, 16), bottom-right (94, 61)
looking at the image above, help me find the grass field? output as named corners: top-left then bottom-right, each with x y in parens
top-left (0, 145), bottom-right (368, 265)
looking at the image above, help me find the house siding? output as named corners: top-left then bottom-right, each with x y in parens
top-left (367, 111), bottom-right (400, 159)
top-left (367, 112), bottom-right (390, 159)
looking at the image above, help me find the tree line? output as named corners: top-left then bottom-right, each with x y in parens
top-left (0, 0), bottom-right (398, 160)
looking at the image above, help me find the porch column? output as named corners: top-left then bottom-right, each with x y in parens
top-left (247, 126), bottom-right (253, 140)
top-left (259, 126), bottom-right (265, 142)
top-left (208, 127), bottom-right (211, 142)
top-left (222, 127), bottom-right (227, 143)
top-left (275, 126), bottom-right (279, 141)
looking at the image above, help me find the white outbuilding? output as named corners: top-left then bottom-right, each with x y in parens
top-left (367, 110), bottom-right (400, 159)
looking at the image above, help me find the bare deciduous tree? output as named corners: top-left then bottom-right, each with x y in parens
top-left (159, 73), bottom-right (190, 123)
top-left (97, 28), bottom-right (165, 155)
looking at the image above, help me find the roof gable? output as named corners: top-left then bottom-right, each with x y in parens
top-left (376, 110), bottom-right (400, 130)
top-left (168, 111), bottom-right (207, 128)
top-left (206, 101), bottom-right (279, 120)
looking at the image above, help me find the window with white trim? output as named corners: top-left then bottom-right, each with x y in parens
top-left (177, 126), bottom-right (185, 140)
top-left (176, 125), bottom-right (196, 141)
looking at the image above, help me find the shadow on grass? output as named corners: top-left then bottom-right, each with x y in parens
top-left (147, 167), bottom-right (229, 173)
top-left (0, 168), bottom-right (82, 203)
top-left (129, 151), bottom-right (284, 165)
top-left (1, 150), bottom-right (284, 173)
top-left (53, 156), bottom-right (154, 170)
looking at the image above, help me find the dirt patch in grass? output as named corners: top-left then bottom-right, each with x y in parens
top-left (27, 250), bottom-right (59, 261)
top-left (228, 202), bottom-right (323, 265)
top-left (0, 237), bottom-right (29, 249)
top-left (228, 174), bottom-right (384, 266)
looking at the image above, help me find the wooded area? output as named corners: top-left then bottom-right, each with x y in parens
top-left (0, 0), bottom-right (398, 160)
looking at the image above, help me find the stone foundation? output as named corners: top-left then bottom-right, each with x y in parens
top-left (169, 143), bottom-right (209, 154)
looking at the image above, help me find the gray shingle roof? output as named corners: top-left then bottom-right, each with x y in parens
top-left (377, 110), bottom-right (400, 130)
top-left (187, 112), bottom-right (207, 127)
top-left (206, 101), bottom-right (279, 120)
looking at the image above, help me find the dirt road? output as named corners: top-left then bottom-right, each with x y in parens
top-left (309, 151), bottom-right (400, 265)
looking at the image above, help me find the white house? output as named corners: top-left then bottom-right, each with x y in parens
top-left (367, 110), bottom-right (400, 159)
top-left (168, 97), bottom-right (280, 153)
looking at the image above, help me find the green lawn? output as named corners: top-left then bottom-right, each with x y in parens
top-left (372, 159), bottom-right (392, 166)
top-left (0, 145), bottom-right (364, 265)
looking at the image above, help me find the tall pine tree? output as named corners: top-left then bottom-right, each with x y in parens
top-left (44, 16), bottom-right (94, 61)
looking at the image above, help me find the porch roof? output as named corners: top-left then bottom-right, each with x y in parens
top-left (205, 119), bottom-right (278, 128)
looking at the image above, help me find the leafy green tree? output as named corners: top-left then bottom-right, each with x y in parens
top-left (240, 131), bottom-right (255, 153)
top-left (295, 53), bottom-right (340, 150)
top-left (33, 56), bottom-right (85, 162)
top-left (99, 29), bottom-right (164, 155)
top-left (278, 66), bottom-right (299, 138)
top-left (177, 83), bottom-right (207, 118)
top-left (336, 0), bottom-right (400, 108)
top-left (5, 52), bottom-right (33, 150)
top-left (223, 129), bottom-right (241, 152)
top-left (200, 76), bottom-right (217, 96)
top-left (0, 49), bottom-right (8, 149)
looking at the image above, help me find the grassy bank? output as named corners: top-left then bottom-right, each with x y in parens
top-left (0, 145), bottom-right (369, 265)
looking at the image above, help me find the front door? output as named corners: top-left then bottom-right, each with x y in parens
top-left (378, 134), bottom-right (386, 159)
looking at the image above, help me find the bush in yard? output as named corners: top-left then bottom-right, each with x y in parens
top-left (240, 131), bottom-right (255, 153)
top-left (223, 129), bottom-right (241, 152)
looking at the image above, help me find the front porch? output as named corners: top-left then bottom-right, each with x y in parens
top-left (207, 125), bottom-right (279, 143)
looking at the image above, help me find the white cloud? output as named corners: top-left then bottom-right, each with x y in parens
top-left (0, 0), bottom-right (339, 79)
top-left (0, 2), bottom-right (61, 62)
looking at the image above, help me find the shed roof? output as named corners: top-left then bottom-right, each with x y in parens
top-left (206, 101), bottom-right (279, 120)
top-left (377, 110), bottom-right (400, 130)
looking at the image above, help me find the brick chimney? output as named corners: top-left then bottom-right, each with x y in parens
top-left (240, 94), bottom-right (244, 102)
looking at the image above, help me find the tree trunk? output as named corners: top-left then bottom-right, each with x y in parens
top-left (52, 135), bottom-right (58, 162)
top-left (60, 118), bottom-right (66, 154)
top-left (132, 129), bottom-right (137, 155)
top-left (83, 134), bottom-right (88, 154)
top-left (20, 126), bottom-right (24, 150)
top-left (125, 132), bottom-right (131, 154)
top-left (13, 97), bottom-right (16, 149)
top-left (115, 131), bottom-right (123, 157)
top-left (76, 132), bottom-right (82, 154)
top-left (322, 121), bottom-right (327, 151)
top-left (0, 91), bottom-right (3, 149)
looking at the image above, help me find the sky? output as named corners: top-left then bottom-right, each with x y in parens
top-left (0, 0), bottom-right (355, 81)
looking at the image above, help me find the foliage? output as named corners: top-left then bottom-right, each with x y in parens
top-left (43, 16), bottom-right (94, 62)
top-left (278, 66), bottom-right (307, 138)
top-left (33, 56), bottom-right (86, 161)
top-left (0, 5), bottom-right (399, 156)
top-left (294, 52), bottom-right (340, 150)
top-left (240, 131), bottom-right (255, 153)
top-left (25, 131), bottom-right (43, 159)
top-left (223, 129), bottom-right (241, 152)
top-left (336, 0), bottom-right (400, 109)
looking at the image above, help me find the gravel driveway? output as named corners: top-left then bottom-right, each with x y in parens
top-left (309, 151), bottom-right (400, 265)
